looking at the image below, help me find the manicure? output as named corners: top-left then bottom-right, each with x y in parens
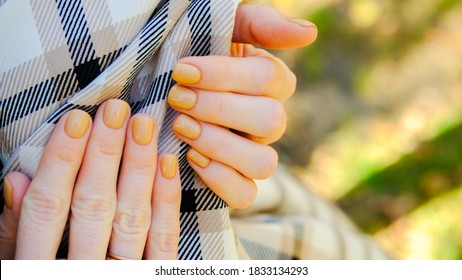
top-left (168, 85), bottom-right (197, 110)
top-left (161, 154), bottom-right (178, 179)
top-left (132, 115), bottom-right (156, 145)
top-left (3, 178), bottom-right (13, 209)
top-left (172, 114), bottom-right (201, 140)
top-left (172, 63), bottom-right (201, 84)
top-left (103, 99), bottom-right (129, 129)
top-left (65, 110), bottom-right (91, 139)
top-left (187, 148), bottom-right (210, 168)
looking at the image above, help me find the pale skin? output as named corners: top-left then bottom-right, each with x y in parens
top-left (0, 3), bottom-right (318, 259)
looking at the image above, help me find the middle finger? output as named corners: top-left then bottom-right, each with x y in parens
top-left (168, 85), bottom-right (287, 143)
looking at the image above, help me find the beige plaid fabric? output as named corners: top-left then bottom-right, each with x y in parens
top-left (0, 0), bottom-right (390, 259)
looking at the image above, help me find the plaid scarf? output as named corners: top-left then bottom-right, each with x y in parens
top-left (0, 0), bottom-right (391, 260)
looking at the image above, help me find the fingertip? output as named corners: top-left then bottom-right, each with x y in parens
top-left (186, 148), bottom-right (210, 169)
top-left (153, 154), bottom-right (182, 204)
top-left (261, 18), bottom-right (318, 50)
top-left (160, 154), bottom-right (179, 179)
top-left (3, 172), bottom-right (31, 211)
top-left (131, 114), bottom-right (158, 146)
top-left (234, 4), bottom-right (318, 49)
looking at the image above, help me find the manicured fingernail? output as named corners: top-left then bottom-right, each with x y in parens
top-left (230, 43), bottom-right (244, 57)
top-left (3, 178), bottom-right (13, 209)
top-left (103, 99), bottom-right (129, 129)
top-left (286, 17), bottom-right (315, 27)
top-left (132, 115), bottom-right (155, 145)
top-left (65, 110), bottom-right (91, 139)
top-left (168, 85), bottom-right (197, 110)
top-left (161, 154), bottom-right (178, 179)
top-left (172, 63), bottom-right (201, 84)
top-left (187, 148), bottom-right (210, 168)
top-left (173, 115), bottom-right (201, 140)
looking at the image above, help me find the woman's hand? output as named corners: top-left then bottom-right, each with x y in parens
top-left (169, 3), bottom-right (317, 209)
top-left (0, 100), bottom-right (181, 259)
top-left (0, 3), bottom-right (318, 259)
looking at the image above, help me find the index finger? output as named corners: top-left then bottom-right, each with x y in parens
top-left (172, 51), bottom-right (296, 101)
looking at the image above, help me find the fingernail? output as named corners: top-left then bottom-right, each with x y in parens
top-left (65, 110), bottom-right (91, 139)
top-left (173, 115), bottom-right (201, 140)
top-left (230, 42), bottom-right (244, 57)
top-left (132, 115), bottom-right (156, 145)
top-left (172, 63), bottom-right (201, 84)
top-left (187, 148), bottom-right (210, 168)
top-left (286, 17), bottom-right (315, 27)
top-left (103, 99), bottom-right (129, 129)
top-left (3, 178), bottom-right (13, 209)
top-left (161, 154), bottom-right (178, 179)
top-left (168, 85), bottom-right (197, 110)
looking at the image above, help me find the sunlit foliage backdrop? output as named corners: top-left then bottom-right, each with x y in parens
top-left (266, 0), bottom-right (462, 259)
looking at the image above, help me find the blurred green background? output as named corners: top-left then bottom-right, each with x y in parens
top-left (266, 0), bottom-right (462, 259)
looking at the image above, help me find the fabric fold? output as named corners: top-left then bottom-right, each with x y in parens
top-left (1, 0), bottom-right (241, 260)
top-left (1, 0), bottom-right (391, 260)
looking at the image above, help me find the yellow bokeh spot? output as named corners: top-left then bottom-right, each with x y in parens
top-left (349, 0), bottom-right (382, 29)
top-left (272, 0), bottom-right (297, 15)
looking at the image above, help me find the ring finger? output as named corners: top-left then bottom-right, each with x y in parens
top-left (172, 114), bottom-right (278, 180)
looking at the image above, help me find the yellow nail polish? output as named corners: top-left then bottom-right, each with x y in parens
top-left (187, 148), bottom-right (210, 168)
top-left (286, 17), bottom-right (315, 27)
top-left (103, 99), bottom-right (129, 129)
top-left (161, 154), bottom-right (178, 179)
top-left (132, 115), bottom-right (155, 145)
top-left (3, 178), bottom-right (13, 209)
top-left (172, 63), bottom-right (201, 84)
top-left (168, 85), bottom-right (197, 110)
top-left (230, 43), bottom-right (244, 58)
top-left (172, 115), bottom-right (201, 140)
top-left (65, 110), bottom-right (91, 139)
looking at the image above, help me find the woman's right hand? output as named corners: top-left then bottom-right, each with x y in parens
top-left (0, 100), bottom-right (182, 259)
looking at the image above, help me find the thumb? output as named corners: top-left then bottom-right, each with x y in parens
top-left (0, 172), bottom-right (30, 259)
top-left (233, 4), bottom-right (318, 50)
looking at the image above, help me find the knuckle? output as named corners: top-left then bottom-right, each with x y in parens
top-left (257, 59), bottom-right (279, 95)
top-left (44, 145), bottom-right (82, 168)
top-left (261, 100), bottom-right (286, 138)
top-left (255, 147), bottom-right (278, 180)
top-left (208, 131), bottom-right (228, 157)
top-left (71, 194), bottom-right (116, 223)
top-left (113, 207), bottom-right (151, 237)
top-left (93, 140), bottom-right (122, 158)
top-left (205, 94), bottom-right (226, 123)
top-left (265, 56), bottom-right (297, 100)
top-left (229, 180), bottom-right (257, 210)
top-left (22, 191), bottom-right (67, 223)
top-left (287, 70), bottom-right (297, 98)
top-left (149, 229), bottom-right (179, 256)
top-left (125, 159), bottom-right (156, 175)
